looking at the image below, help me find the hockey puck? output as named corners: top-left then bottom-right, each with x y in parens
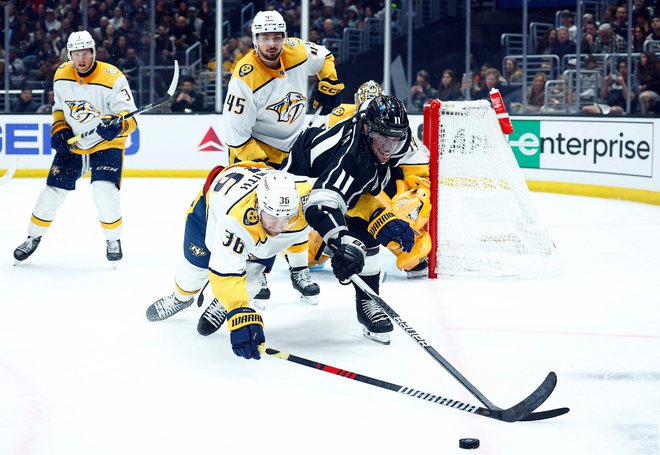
top-left (459, 438), bottom-right (480, 449)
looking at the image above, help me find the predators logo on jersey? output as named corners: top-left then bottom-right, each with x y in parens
top-left (243, 208), bottom-right (259, 226)
top-left (266, 92), bottom-right (306, 124)
top-left (65, 100), bottom-right (101, 123)
top-left (188, 242), bottom-right (208, 257)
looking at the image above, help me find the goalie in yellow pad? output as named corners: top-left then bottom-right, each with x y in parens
top-left (308, 81), bottom-right (432, 278)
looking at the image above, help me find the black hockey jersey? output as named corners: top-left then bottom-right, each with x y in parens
top-left (282, 111), bottom-right (412, 241)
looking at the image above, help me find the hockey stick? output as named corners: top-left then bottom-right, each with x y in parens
top-left (67, 60), bottom-right (180, 145)
top-left (350, 274), bottom-right (568, 422)
top-left (259, 345), bottom-right (567, 422)
top-left (0, 156), bottom-right (18, 186)
top-left (307, 106), bottom-right (323, 128)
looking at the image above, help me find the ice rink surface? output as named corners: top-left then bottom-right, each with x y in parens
top-left (1, 177), bottom-right (659, 455)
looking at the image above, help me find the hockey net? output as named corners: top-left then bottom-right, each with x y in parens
top-left (423, 99), bottom-right (560, 278)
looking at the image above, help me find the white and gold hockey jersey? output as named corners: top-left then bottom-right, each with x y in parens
top-left (52, 60), bottom-right (137, 154)
top-left (205, 163), bottom-right (312, 311)
top-left (223, 38), bottom-right (339, 167)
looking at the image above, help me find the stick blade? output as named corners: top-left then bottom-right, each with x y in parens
top-left (167, 60), bottom-right (180, 97)
top-left (499, 371), bottom-right (558, 422)
top-left (520, 407), bottom-right (570, 421)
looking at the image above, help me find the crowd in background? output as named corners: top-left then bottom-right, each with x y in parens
top-left (410, 2), bottom-right (660, 115)
top-left (4, 0), bottom-right (660, 116)
top-left (0, 0), bottom-right (384, 113)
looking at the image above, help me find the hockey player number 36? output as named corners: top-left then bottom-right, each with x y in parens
top-left (222, 231), bottom-right (246, 254)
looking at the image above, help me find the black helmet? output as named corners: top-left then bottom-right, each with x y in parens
top-left (364, 95), bottom-right (409, 139)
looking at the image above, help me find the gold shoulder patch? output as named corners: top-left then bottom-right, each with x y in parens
top-left (331, 106), bottom-right (345, 116)
top-left (105, 67), bottom-right (120, 75)
top-left (286, 38), bottom-right (301, 47)
top-left (239, 64), bottom-right (254, 77)
top-left (243, 207), bottom-right (258, 225)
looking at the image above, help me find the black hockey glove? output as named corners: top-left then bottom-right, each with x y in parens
top-left (96, 114), bottom-right (125, 141)
top-left (328, 233), bottom-right (367, 284)
top-left (368, 209), bottom-right (415, 253)
top-left (227, 307), bottom-right (265, 360)
top-left (50, 121), bottom-right (73, 154)
top-left (313, 78), bottom-right (345, 115)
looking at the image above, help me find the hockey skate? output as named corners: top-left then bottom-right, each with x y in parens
top-left (146, 293), bottom-right (194, 321)
top-left (250, 270), bottom-right (271, 310)
top-left (289, 266), bottom-right (320, 305)
top-left (107, 239), bottom-right (123, 262)
top-left (406, 258), bottom-right (428, 279)
top-left (197, 299), bottom-right (228, 336)
top-left (13, 236), bottom-right (42, 264)
top-left (357, 299), bottom-right (393, 345)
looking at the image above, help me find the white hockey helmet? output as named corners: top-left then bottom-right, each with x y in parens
top-left (251, 10), bottom-right (287, 49)
top-left (256, 171), bottom-right (299, 236)
top-left (355, 80), bottom-right (384, 104)
top-left (67, 30), bottom-right (96, 62)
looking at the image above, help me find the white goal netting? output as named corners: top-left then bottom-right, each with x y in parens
top-left (426, 100), bottom-right (561, 277)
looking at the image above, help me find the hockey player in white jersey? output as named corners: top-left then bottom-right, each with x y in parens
top-left (223, 10), bottom-right (344, 169)
top-left (222, 10), bottom-right (341, 308)
top-left (146, 164), bottom-right (320, 360)
top-left (13, 30), bottom-right (137, 264)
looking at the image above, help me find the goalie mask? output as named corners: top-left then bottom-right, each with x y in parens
top-left (355, 80), bottom-right (384, 104)
top-left (256, 172), bottom-right (299, 236)
top-left (251, 11), bottom-right (287, 62)
top-left (67, 30), bottom-right (96, 67)
top-left (363, 95), bottom-right (409, 164)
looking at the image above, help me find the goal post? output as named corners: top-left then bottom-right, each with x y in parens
top-left (423, 99), bottom-right (561, 278)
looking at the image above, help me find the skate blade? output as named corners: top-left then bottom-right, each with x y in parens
top-left (13, 259), bottom-right (23, 266)
top-left (362, 327), bottom-right (391, 345)
top-left (251, 298), bottom-right (268, 310)
top-left (298, 294), bottom-right (319, 305)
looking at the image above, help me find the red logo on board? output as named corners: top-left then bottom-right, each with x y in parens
top-left (198, 127), bottom-right (225, 152)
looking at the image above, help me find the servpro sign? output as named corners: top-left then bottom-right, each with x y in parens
top-left (509, 119), bottom-right (653, 177)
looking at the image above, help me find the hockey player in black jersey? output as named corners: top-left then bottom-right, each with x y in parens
top-left (282, 95), bottom-right (415, 344)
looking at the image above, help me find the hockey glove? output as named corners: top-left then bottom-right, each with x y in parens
top-left (50, 121), bottom-right (73, 154)
top-left (368, 209), bottom-right (415, 253)
top-left (227, 307), bottom-right (265, 360)
top-left (313, 78), bottom-right (345, 115)
top-left (328, 233), bottom-right (367, 283)
top-left (96, 114), bottom-right (125, 141)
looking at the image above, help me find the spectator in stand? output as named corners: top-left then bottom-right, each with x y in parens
top-left (110, 34), bottom-right (129, 66)
top-left (603, 5), bottom-right (619, 25)
top-left (171, 77), bottom-right (205, 113)
top-left (229, 36), bottom-right (252, 72)
top-left (551, 26), bottom-right (577, 61)
top-left (612, 6), bottom-right (629, 40)
top-left (120, 46), bottom-right (144, 85)
top-left (633, 0), bottom-right (652, 28)
top-left (35, 49), bottom-right (60, 83)
top-left (36, 89), bottom-right (55, 114)
top-left (43, 8), bottom-right (61, 32)
top-left (11, 22), bottom-right (32, 56)
top-left (309, 28), bottom-right (322, 44)
top-left (155, 24), bottom-right (175, 64)
top-left (503, 58), bottom-right (523, 85)
top-left (594, 23), bottom-right (627, 54)
top-left (11, 88), bottom-right (38, 113)
top-left (637, 51), bottom-right (660, 115)
top-left (633, 26), bottom-right (647, 52)
top-left (582, 59), bottom-right (637, 115)
top-left (345, 5), bottom-right (362, 28)
top-left (410, 69), bottom-right (438, 112)
top-left (474, 68), bottom-right (505, 100)
top-left (187, 6), bottom-right (203, 34)
top-left (645, 15), bottom-right (660, 43)
top-left (7, 48), bottom-right (26, 89)
top-left (314, 5), bottom-right (336, 32)
top-left (527, 72), bottom-right (548, 112)
top-left (535, 27), bottom-right (557, 55)
top-left (108, 7), bottom-right (124, 30)
top-left (96, 46), bottom-right (114, 66)
top-left (581, 20), bottom-right (598, 55)
top-left (133, 7), bottom-right (150, 35)
top-left (171, 14), bottom-right (197, 53)
top-left (437, 69), bottom-right (462, 101)
top-left (558, 10), bottom-right (578, 41)
top-left (87, 4), bottom-right (101, 30)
